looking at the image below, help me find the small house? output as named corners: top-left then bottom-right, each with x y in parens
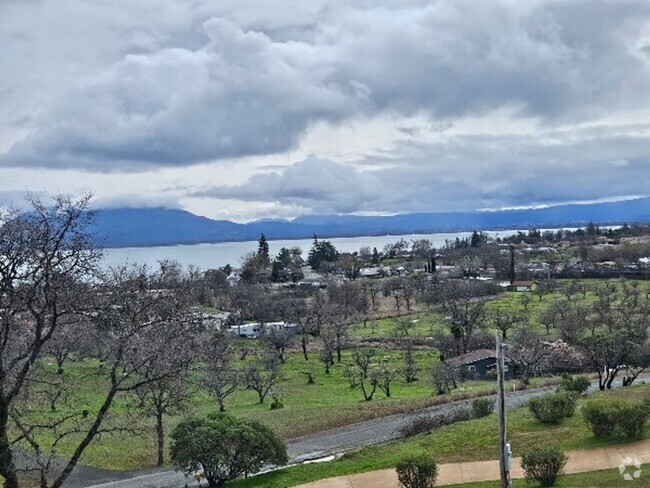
top-left (359, 267), bottom-right (382, 278)
top-left (509, 280), bottom-right (536, 292)
top-left (445, 349), bottom-right (514, 380)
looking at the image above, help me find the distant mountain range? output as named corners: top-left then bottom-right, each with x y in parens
top-left (91, 197), bottom-right (650, 248)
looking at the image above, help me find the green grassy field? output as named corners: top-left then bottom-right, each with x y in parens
top-left (349, 310), bottom-right (445, 338)
top-left (9, 277), bottom-right (650, 478)
top-left (16, 347), bottom-right (556, 472)
top-left (227, 383), bottom-right (650, 487)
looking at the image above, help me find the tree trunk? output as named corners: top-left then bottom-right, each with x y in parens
top-left (0, 397), bottom-right (20, 488)
top-left (156, 409), bottom-right (165, 466)
top-left (302, 336), bottom-right (309, 361)
top-left (207, 475), bottom-right (224, 487)
top-left (50, 381), bottom-right (119, 488)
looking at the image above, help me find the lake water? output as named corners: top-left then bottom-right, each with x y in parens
top-left (102, 229), bottom-right (532, 270)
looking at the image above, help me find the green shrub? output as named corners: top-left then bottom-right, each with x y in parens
top-left (558, 374), bottom-right (591, 395)
top-left (582, 400), bottom-right (648, 438)
top-left (396, 456), bottom-right (438, 488)
top-left (521, 446), bottom-right (567, 487)
top-left (528, 393), bottom-right (575, 424)
top-left (582, 400), bottom-right (619, 437)
top-left (643, 398), bottom-right (650, 413)
top-left (472, 398), bottom-right (495, 418)
top-left (616, 404), bottom-right (648, 437)
top-left (170, 413), bottom-right (287, 487)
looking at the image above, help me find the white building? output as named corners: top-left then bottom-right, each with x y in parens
top-left (228, 321), bottom-right (299, 338)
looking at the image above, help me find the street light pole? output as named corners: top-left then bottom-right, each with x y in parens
top-left (496, 331), bottom-right (511, 488)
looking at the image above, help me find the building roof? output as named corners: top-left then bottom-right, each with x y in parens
top-left (511, 280), bottom-right (535, 287)
top-left (445, 349), bottom-right (498, 367)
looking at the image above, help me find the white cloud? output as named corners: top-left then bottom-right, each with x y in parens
top-left (1, 0), bottom-right (650, 219)
top-left (195, 154), bottom-right (380, 214)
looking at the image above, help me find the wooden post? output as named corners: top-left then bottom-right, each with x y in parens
top-left (496, 331), bottom-right (511, 488)
top-left (509, 246), bottom-right (515, 284)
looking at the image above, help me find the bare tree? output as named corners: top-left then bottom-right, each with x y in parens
top-left (260, 326), bottom-right (294, 364)
top-left (440, 280), bottom-right (486, 355)
top-left (372, 363), bottom-right (399, 398)
top-left (78, 265), bottom-right (194, 470)
top-left (489, 309), bottom-right (524, 341)
top-left (245, 355), bottom-right (282, 404)
top-left (133, 371), bottom-right (192, 466)
top-left (318, 329), bottom-right (336, 374)
top-left (430, 361), bottom-right (460, 395)
top-left (281, 297), bottom-right (317, 360)
top-left (557, 302), bottom-right (589, 343)
top-left (44, 322), bottom-right (85, 375)
top-left (1, 196), bottom-right (193, 488)
top-left (581, 283), bottom-right (649, 389)
top-left (344, 350), bottom-right (378, 401)
top-left (324, 282), bottom-right (368, 362)
top-left (401, 340), bottom-right (421, 383)
top-left (0, 195), bottom-right (101, 488)
top-left (507, 329), bottom-right (551, 385)
top-left (204, 331), bottom-right (239, 412)
top-left (363, 281), bottom-right (383, 312)
top-left (392, 318), bottom-right (417, 345)
top-left (622, 342), bottom-right (650, 386)
top-left (383, 277), bottom-right (413, 311)
top-left (539, 299), bottom-right (565, 335)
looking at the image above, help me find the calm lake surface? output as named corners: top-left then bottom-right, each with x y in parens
top-left (102, 229), bottom-right (532, 270)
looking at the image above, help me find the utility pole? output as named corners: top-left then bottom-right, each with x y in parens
top-left (496, 331), bottom-right (511, 488)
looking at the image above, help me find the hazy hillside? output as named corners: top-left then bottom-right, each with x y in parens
top-left (92, 197), bottom-right (650, 248)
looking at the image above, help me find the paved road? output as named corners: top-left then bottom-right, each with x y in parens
top-left (60, 376), bottom-right (641, 488)
top-left (286, 384), bottom-right (553, 461)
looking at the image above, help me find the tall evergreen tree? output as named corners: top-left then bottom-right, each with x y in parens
top-left (258, 233), bottom-right (270, 266)
top-left (307, 235), bottom-right (339, 270)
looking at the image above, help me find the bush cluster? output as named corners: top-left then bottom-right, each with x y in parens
top-left (528, 393), bottom-right (576, 424)
top-left (471, 398), bottom-right (495, 418)
top-left (557, 374), bottom-right (591, 395)
top-left (521, 446), bottom-right (567, 487)
top-left (396, 456), bottom-right (438, 488)
top-left (582, 400), bottom-right (649, 438)
top-left (398, 408), bottom-right (473, 438)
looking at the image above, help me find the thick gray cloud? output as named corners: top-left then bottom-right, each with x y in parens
top-left (195, 155), bottom-right (380, 214)
top-left (1, 0), bottom-right (650, 219)
top-left (3, 0), bottom-right (650, 170)
top-left (2, 18), bottom-right (361, 169)
top-left (203, 122), bottom-right (650, 216)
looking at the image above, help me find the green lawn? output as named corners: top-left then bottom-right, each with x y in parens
top-left (227, 383), bottom-right (650, 487)
top-left (15, 348), bottom-right (552, 472)
top-left (349, 310), bottom-right (445, 338)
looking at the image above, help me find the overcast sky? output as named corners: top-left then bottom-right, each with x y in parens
top-left (1, 0), bottom-right (649, 221)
